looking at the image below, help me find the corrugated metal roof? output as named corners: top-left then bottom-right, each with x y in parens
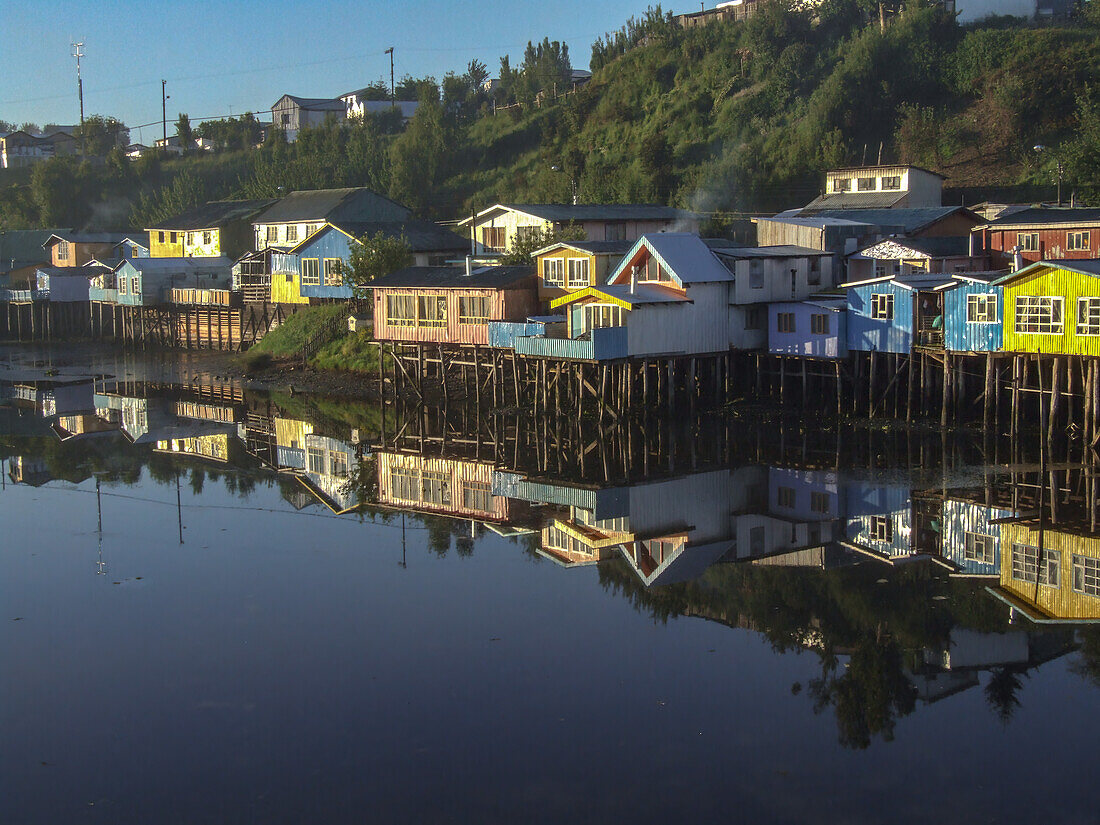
top-left (532, 240), bottom-right (636, 256)
top-left (803, 191), bottom-right (908, 210)
top-left (326, 219), bottom-right (468, 252)
top-left (370, 265), bottom-right (535, 289)
top-left (799, 207), bottom-right (975, 234)
top-left (852, 236), bottom-right (971, 258)
top-left (149, 199), bottom-right (278, 231)
top-left (755, 215), bottom-right (875, 228)
top-left (45, 232), bottom-right (130, 246)
top-left (279, 95), bottom-right (346, 111)
top-left (467, 203), bottom-right (699, 224)
top-left (0, 229), bottom-right (62, 272)
top-left (997, 259), bottom-right (1100, 284)
top-left (981, 207), bottom-right (1100, 228)
top-left (125, 256), bottom-right (234, 273)
top-left (613, 233), bottom-right (733, 285)
top-left (553, 284), bottom-right (690, 309)
top-left (253, 187), bottom-right (410, 224)
top-left (714, 244), bottom-right (832, 259)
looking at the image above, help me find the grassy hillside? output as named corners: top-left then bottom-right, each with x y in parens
top-left (3, 2), bottom-right (1099, 232)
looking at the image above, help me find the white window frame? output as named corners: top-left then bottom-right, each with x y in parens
top-left (301, 258), bottom-right (320, 286)
top-left (323, 258), bottom-right (342, 287)
top-left (202, 230), bottom-right (213, 245)
top-left (870, 293), bottom-right (894, 320)
top-left (1011, 543), bottom-right (1059, 587)
top-left (1077, 297), bottom-right (1100, 336)
top-left (870, 515), bottom-right (893, 543)
top-left (286, 224), bottom-right (299, 243)
top-left (1072, 554), bottom-right (1100, 597)
top-left (581, 303), bottom-right (625, 333)
top-left (567, 258), bottom-right (590, 289)
top-left (1018, 232), bottom-right (1039, 252)
top-left (967, 293), bottom-right (998, 324)
top-left (265, 225), bottom-right (278, 243)
top-left (964, 532), bottom-right (995, 565)
top-left (459, 295), bottom-right (492, 325)
top-left (1067, 231), bottom-right (1090, 251)
top-left (1015, 295), bottom-right (1063, 335)
top-left (543, 258), bottom-right (564, 287)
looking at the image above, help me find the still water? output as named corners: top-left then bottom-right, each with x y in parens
top-left (3, 349), bottom-right (1100, 824)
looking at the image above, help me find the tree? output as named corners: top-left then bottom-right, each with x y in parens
top-left (77, 115), bottom-right (128, 156)
top-left (500, 223), bottom-right (586, 265)
top-left (175, 113), bottom-right (194, 152)
top-left (129, 172), bottom-right (206, 228)
top-left (346, 231), bottom-right (413, 296)
top-left (389, 89), bottom-right (449, 214)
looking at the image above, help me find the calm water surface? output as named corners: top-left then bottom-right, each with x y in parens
top-left (3, 348), bottom-right (1100, 824)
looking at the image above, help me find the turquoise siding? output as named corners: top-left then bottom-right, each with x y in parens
top-left (488, 321), bottom-right (549, 348)
top-left (944, 283), bottom-right (1003, 353)
top-left (514, 326), bottom-right (628, 361)
top-left (846, 282), bottom-right (913, 354)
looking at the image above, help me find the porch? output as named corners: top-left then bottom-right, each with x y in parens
top-left (513, 325), bottom-right (628, 361)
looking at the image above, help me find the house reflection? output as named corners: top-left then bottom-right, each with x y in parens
top-left (272, 416), bottom-right (359, 514)
top-left (378, 450), bottom-right (513, 523)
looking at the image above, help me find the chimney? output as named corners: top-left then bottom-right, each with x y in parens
top-left (1012, 245), bottom-right (1023, 272)
top-left (630, 265), bottom-right (637, 295)
top-left (465, 255), bottom-right (472, 277)
top-left (968, 232), bottom-right (975, 258)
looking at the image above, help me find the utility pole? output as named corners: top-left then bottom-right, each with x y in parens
top-left (162, 80), bottom-right (169, 153)
top-left (385, 47), bottom-right (395, 109)
top-left (72, 42), bottom-right (85, 151)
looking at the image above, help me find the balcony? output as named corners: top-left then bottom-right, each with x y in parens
top-left (0, 288), bottom-right (42, 303)
top-left (513, 325), bottom-right (628, 361)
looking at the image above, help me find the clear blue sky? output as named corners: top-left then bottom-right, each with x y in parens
top-left (0, 0), bottom-right (652, 143)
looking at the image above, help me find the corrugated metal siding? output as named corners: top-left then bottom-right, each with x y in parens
top-left (372, 287), bottom-right (535, 346)
top-left (487, 321), bottom-right (546, 348)
top-left (768, 302), bottom-right (847, 358)
top-left (944, 282), bottom-right (1003, 352)
top-left (941, 499), bottom-right (1011, 575)
top-left (296, 228), bottom-right (355, 300)
top-left (376, 452), bottom-right (508, 520)
top-left (514, 325), bottom-right (628, 360)
top-left (999, 524), bottom-right (1100, 619)
top-left (1002, 266), bottom-right (1100, 356)
top-left (626, 283), bottom-right (729, 356)
top-left (846, 282), bottom-right (913, 354)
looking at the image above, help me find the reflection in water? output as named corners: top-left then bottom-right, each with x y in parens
top-left (4, 369), bottom-right (1100, 755)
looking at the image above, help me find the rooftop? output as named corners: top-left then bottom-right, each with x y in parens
top-left (981, 207), bottom-right (1100, 228)
top-left (0, 229), bottom-right (64, 272)
top-left (464, 203), bottom-right (699, 225)
top-left (803, 191), bottom-right (910, 211)
top-left (797, 207), bottom-right (977, 234)
top-left (370, 265), bottom-right (535, 290)
top-left (149, 199), bottom-right (278, 231)
top-left (45, 232), bottom-right (131, 247)
top-left (532, 240), bottom-right (636, 256)
top-left (317, 219), bottom-right (468, 253)
top-left (253, 187), bottom-right (410, 224)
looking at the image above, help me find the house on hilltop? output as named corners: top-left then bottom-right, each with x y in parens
top-left (270, 94), bottom-right (346, 141)
top-left (805, 165), bottom-right (944, 211)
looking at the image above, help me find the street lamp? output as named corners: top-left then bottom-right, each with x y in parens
top-left (1033, 144), bottom-right (1063, 205)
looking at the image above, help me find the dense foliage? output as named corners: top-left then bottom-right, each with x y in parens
top-left (3, 2), bottom-right (1100, 231)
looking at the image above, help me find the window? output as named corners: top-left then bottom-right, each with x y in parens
top-left (323, 258), bottom-right (342, 286)
top-left (810, 492), bottom-right (830, 514)
top-left (281, 113), bottom-right (290, 126)
top-left (57, 240), bottom-right (70, 261)
top-left (857, 177), bottom-right (876, 191)
top-left (417, 295), bottom-right (447, 327)
top-left (582, 303), bottom-right (625, 333)
top-left (1018, 232), bottom-right (1039, 251)
top-left (811, 313), bottom-right (830, 335)
top-left (1068, 231), bottom-right (1090, 251)
top-left (306, 224), bottom-right (319, 238)
top-left (604, 222), bottom-right (626, 242)
top-left (870, 293), bottom-right (894, 320)
top-left (119, 277), bottom-right (127, 294)
top-left (881, 175), bottom-right (901, 190)
top-left (462, 481), bottom-right (493, 513)
top-left (964, 532), bottom-right (995, 565)
top-left (169, 232), bottom-right (177, 244)
top-left (186, 232), bottom-right (194, 246)
top-left (567, 258), bottom-right (590, 289)
top-left (967, 294), bottom-right (998, 323)
top-left (157, 232), bottom-right (165, 244)
top-left (202, 230), bottom-right (213, 245)
top-left (640, 257), bottom-right (671, 283)
top-left (543, 258), bottom-right (564, 286)
top-left (749, 260), bottom-right (763, 289)
top-left (1073, 554), bottom-right (1100, 597)
top-left (481, 226), bottom-right (506, 251)
top-left (390, 467), bottom-right (420, 501)
top-left (776, 313), bottom-right (795, 334)
top-left (777, 486), bottom-right (795, 508)
top-left (330, 451), bottom-right (348, 478)
top-left (515, 225), bottom-right (541, 246)
top-left (301, 258), bottom-right (320, 286)
top-left (386, 294), bottom-right (416, 326)
top-left (286, 224), bottom-right (299, 243)
top-left (832, 177), bottom-right (852, 193)
top-left (870, 516), bottom-right (893, 542)
top-left (266, 226), bottom-right (278, 243)
top-left (421, 470), bottom-right (451, 506)
top-left (459, 295), bottom-right (492, 324)
top-left (1012, 543), bottom-right (1059, 586)
top-left (744, 306), bottom-right (763, 331)
top-left (1078, 298), bottom-right (1100, 336)
top-left (1015, 296), bottom-right (1063, 334)
top-left (307, 447), bottom-right (325, 474)
top-left (808, 257), bottom-right (821, 286)
top-left (131, 277), bottom-right (140, 295)
top-left (286, 273), bottom-right (293, 283)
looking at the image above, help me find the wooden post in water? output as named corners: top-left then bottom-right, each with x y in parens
top-left (941, 353), bottom-right (951, 429)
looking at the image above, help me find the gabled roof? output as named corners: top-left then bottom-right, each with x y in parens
top-left (532, 240), bottom-right (636, 257)
top-left (370, 265), bottom-right (535, 290)
top-left (274, 95), bottom-right (346, 112)
top-left (841, 272), bottom-right (961, 291)
top-left (120, 256), bottom-right (233, 273)
top-left (753, 214), bottom-right (875, 229)
top-left (994, 258), bottom-right (1100, 285)
top-left (608, 233), bottom-right (733, 287)
top-left (713, 244), bottom-right (832, 260)
top-left (797, 207), bottom-right (978, 234)
top-left (979, 207), bottom-right (1100, 230)
top-left (850, 236), bottom-right (972, 259)
top-left (36, 264), bottom-right (112, 279)
top-left (461, 203), bottom-right (699, 226)
top-left (803, 191), bottom-right (909, 211)
top-left (44, 232), bottom-right (130, 247)
top-left (292, 219), bottom-right (467, 254)
top-left (148, 199), bottom-right (278, 231)
top-left (253, 187), bottom-right (410, 224)
top-left (0, 229), bottom-right (63, 272)
top-left (550, 283), bottom-right (691, 311)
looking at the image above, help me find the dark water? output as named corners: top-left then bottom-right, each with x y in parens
top-left (3, 349), bottom-right (1100, 824)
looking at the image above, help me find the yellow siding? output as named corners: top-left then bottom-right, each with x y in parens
top-left (998, 523), bottom-right (1100, 620)
top-left (536, 249), bottom-right (600, 302)
top-left (376, 452), bottom-right (507, 520)
top-left (182, 229), bottom-right (222, 258)
top-left (473, 212), bottom-right (552, 253)
top-left (149, 230), bottom-right (184, 258)
top-left (275, 417), bottom-right (313, 449)
top-left (1002, 266), bottom-right (1100, 356)
top-left (270, 269), bottom-right (309, 305)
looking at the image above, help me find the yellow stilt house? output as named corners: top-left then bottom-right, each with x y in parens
top-left (989, 522), bottom-right (1100, 622)
top-left (996, 259), bottom-right (1100, 356)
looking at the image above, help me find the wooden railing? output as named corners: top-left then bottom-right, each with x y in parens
top-left (170, 287), bottom-right (238, 306)
top-left (299, 308), bottom-right (351, 367)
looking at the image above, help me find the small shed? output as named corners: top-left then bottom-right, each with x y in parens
top-left (371, 265), bottom-right (538, 346)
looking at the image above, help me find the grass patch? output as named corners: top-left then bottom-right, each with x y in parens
top-left (246, 304), bottom-right (348, 359)
top-left (309, 330), bottom-right (384, 374)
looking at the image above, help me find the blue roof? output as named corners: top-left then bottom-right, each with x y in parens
top-left (609, 233), bottom-right (733, 286)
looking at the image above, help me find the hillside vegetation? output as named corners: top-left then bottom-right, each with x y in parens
top-left (3, 1), bottom-right (1100, 232)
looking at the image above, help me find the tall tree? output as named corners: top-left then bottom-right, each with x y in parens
top-left (346, 231), bottom-right (413, 297)
top-left (175, 113), bottom-right (194, 152)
